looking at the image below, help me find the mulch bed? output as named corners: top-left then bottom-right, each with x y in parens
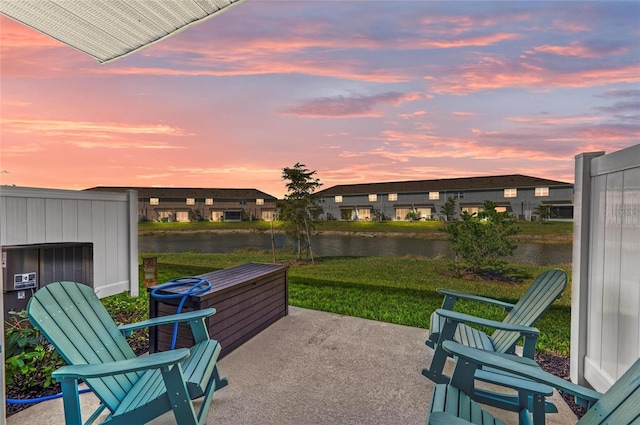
top-left (535, 352), bottom-right (587, 419)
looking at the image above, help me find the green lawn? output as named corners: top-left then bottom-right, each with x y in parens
top-left (110, 251), bottom-right (572, 356)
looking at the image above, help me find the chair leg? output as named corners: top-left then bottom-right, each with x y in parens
top-left (162, 364), bottom-right (199, 425)
top-left (59, 378), bottom-right (83, 425)
top-left (422, 344), bottom-right (451, 384)
top-left (423, 318), bottom-right (458, 384)
top-left (196, 365), bottom-right (228, 425)
top-left (213, 365), bottom-right (229, 391)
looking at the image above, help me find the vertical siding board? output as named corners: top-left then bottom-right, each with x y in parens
top-left (103, 201), bottom-right (119, 285)
top-left (91, 201), bottom-right (107, 288)
top-left (618, 167), bottom-right (640, 375)
top-left (601, 172), bottom-right (623, 377)
top-left (45, 198), bottom-right (63, 242)
top-left (26, 198), bottom-right (45, 244)
top-left (587, 175), bottom-right (607, 365)
top-left (62, 199), bottom-right (79, 241)
top-left (5, 197), bottom-right (27, 244)
top-left (77, 200), bottom-right (93, 242)
top-left (116, 200), bottom-right (129, 284)
top-left (0, 194), bottom-right (7, 244)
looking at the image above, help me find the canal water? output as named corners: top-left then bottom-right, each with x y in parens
top-left (139, 233), bottom-right (572, 266)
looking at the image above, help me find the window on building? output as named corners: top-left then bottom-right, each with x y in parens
top-left (355, 208), bottom-right (371, 220)
top-left (453, 192), bottom-right (464, 199)
top-left (428, 191), bottom-right (439, 200)
top-left (504, 188), bottom-right (517, 198)
top-left (186, 198), bottom-right (195, 205)
top-left (388, 193), bottom-right (398, 201)
top-left (261, 210), bottom-right (276, 221)
top-left (495, 206), bottom-right (507, 213)
top-left (462, 207), bottom-right (480, 215)
top-left (205, 198), bottom-right (213, 205)
top-left (150, 198), bottom-right (159, 205)
top-left (395, 208), bottom-right (411, 220)
top-left (368, 194), bottom-right (377, 202)
top-left (335, 195), bottom-right (343, 203)
top-left (176, 211), bottom-right (190, 222)
top-left (256, 198), bottom-right (264, 205)
top-left (239, 199), bottom-right (246, 205)
top-left (535, 187), bottom-right (549, 197)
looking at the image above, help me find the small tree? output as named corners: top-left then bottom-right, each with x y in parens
top-left (533, 205), bottom-right (554, 223)
top-left (279, 163), bottom-right (322, 261)
top-left (444, 200), bottom-right (519, 276)
top-left (440, 197), bottom-right (457, 221)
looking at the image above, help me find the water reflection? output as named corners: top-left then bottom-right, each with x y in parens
top-left (139, 233), bottom-right (572, 266)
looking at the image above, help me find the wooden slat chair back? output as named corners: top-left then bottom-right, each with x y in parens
top-left (425, 269), bottom-right (567, 382)
top-left (427, 341), bottom-right (640, 425)
top-left (28, 282), bottom-right (140, 412)
top-left (489, 268), bottom-right (567, 353)
top-left (28, 281), bottom-right (226, 425)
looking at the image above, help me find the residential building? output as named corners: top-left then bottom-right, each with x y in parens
top-left (315, 174), bottom-right (573, 221)
top-left (85, 187), bottom-right (278, 222)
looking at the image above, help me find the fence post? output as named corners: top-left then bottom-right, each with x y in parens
top-left (571, 151), bottom-right (604, 385)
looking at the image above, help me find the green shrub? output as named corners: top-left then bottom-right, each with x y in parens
top-left (444, 201), bottom-right (519, 275)
top-left (4, 310), bottom-right (65, 391)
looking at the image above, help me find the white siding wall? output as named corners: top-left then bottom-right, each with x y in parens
top-left (571, 144), bottom-right (640, 391)
top-left (0, 186), bottom-right (138, 298)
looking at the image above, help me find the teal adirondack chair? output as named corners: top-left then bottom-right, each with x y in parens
top-left (423, 269), bottom-right (567, 385)
top-left (427, 341), bottom-right (640, 425)
top-left (27, 281), bottom-right (228, 425)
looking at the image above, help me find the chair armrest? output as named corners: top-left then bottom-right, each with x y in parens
top-left (436, 309), bottom-right (539, 336)
top-left (442, 341), bottom-right (602, 406)
top-left (52, 348), bottom-right (190, 380)
top-left (437, 289), bottom-right (516, 311)
top-left (118, 308), bottom-right (216, 335)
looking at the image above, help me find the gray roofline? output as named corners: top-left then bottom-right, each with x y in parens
top-left (316, 174), bottom-right (573, 196)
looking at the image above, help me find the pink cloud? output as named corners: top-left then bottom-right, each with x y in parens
top-left (282, 92), bottom-right (429, 118)
top-left (399, 111), bottom-right (428, 119)
top-left (532, 41), bottom-right (627, 58)
top-left (507, 115), bottom-right (597, 125)
top-left (430, 56), bottom-right (640, 94)
top-left (418, 33), bottom-right (521, 49)
top-left (2, 117), bottom-right (189, 137)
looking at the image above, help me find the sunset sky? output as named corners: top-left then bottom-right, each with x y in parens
top-left (1, 1), bottom-right (639, 198)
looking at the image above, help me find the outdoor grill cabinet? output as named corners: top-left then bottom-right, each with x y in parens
top-left (148, 262), bottom-right (289, 358)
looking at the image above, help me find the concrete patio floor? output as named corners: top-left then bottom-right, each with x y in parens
top-left (7, 307), bottom-right (577, 425)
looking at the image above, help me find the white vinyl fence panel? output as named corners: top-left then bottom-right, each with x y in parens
top-left (571, 144), bottom-right (640, 391)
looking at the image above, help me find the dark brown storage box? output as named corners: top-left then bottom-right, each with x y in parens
top-left (148, 262), bottom-right (288, 358)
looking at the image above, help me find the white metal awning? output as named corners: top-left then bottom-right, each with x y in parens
top-left (0, 0), bottom-right (248, 64)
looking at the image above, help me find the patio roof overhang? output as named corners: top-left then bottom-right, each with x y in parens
top-left (0, 0), bottom-right (248, 64)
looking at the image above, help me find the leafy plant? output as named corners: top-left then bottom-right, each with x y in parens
top-left (405, 211), bottom-right (420, 221)
top-left (444, 200), bottom-right (520, 275)
top-left (4, 310), bottom-right (66, 391)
